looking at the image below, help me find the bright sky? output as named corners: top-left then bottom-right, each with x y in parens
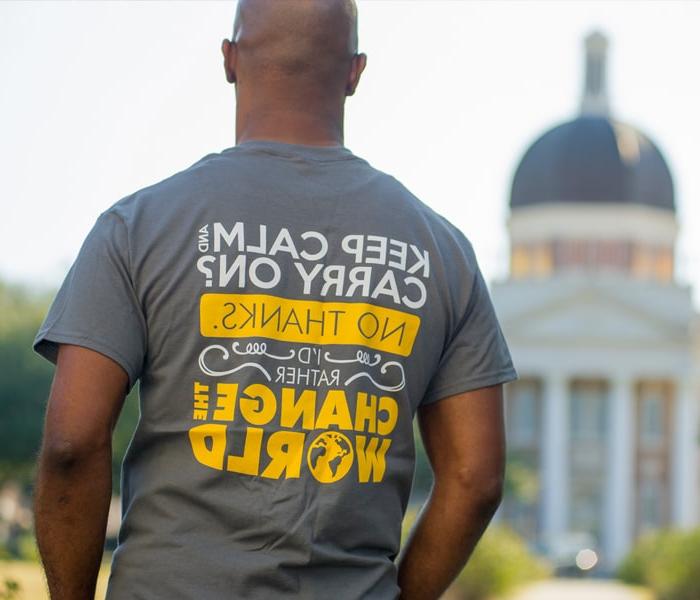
top-left (2, 1), bottom-right (700, 304)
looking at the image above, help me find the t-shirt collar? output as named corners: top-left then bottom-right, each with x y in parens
top-left (224, 139), bottom-right (357, 162)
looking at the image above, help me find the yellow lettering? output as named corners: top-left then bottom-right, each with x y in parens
top-left (356, 436), bottom-right (392, 483)
top-left (188, 423), bottom-right (227, 470)
top-left (316, 389), bottom-right (353, 430)
top-left (239, 384), bottom-right (276, 425)
top-left (212, 382), bottom-right (237, 421)
top-left (354, 392), bottom-right (377, 433)
top-left (226, 426), bottom-right (263, 475)
top-left (200, 293), bottom-right (421, 356)
top-left (262, 430), bottom-right (305, 479)
top-left (377, 396), bottom-right (398, 435)
top-left (280, 387), bottom-right (317, 430)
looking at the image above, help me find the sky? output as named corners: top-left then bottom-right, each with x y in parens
top-left (2, 1), bottom-right (700, 304)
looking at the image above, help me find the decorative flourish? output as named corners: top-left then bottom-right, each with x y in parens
top-left (343, 361), bottom-right (406, 392)
top-left (198, 344), bottom-right (271, 380)
top-left (325, 350), bottom-right (406, 392)
top-left (324, 350), bottom-right (381, 367)
top-left (232, 341), bottom-right (295, 361)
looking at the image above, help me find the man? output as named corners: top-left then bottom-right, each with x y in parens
top-left (32, 1), bottom-right (518, 598)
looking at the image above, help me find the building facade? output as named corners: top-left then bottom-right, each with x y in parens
top-left (492, 31), bottom-right (700, 570)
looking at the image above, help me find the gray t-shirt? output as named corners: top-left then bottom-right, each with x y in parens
top-left (33, 139), bottom-right (518, 600)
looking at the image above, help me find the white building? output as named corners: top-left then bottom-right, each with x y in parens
top-left (492, 31), bottom-right (700, 570)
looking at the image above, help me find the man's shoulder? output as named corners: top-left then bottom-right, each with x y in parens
top-left (101, 149), bottom-right (228, 224)
top-left (360, 161), bottom-right (475, 258)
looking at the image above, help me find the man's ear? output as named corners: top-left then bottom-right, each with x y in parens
top-left (221, 38), bottom-right (238, 84)
top-left (346, 52), bottom-right (367, 96)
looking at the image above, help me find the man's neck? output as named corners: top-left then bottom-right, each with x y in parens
top-left (235, 105), bottom-right (345, 147)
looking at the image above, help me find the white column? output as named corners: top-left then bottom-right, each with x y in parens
top-left (604, 374), bottom-right (635, 567)
top-left (541, 373), bottom-right (569, 544)
top-left (672, 378), bottom-right (699, 527)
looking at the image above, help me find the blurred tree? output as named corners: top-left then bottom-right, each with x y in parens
top-left (455, 525), bottom-right (551, 600)
top-left (618, 528), bottom-right (700, 600)
top-left (0, 280), bottom-right (55, 486)
top-left (504, 449), bottom-right (540, 505)
top-left (0, 279), bottom-right (139, 495)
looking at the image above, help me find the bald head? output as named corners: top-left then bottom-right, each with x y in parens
top-left (229, 0), bottom-right (360, 89)
top-left (222, 0), bottom-right (367, 145)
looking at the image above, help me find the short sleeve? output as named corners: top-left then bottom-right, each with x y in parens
top-left (421, 262), bottom-right (518, 406)
top-left (32, 209), bottom-right (147, 394)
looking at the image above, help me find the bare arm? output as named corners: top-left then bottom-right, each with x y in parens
top-left (33, 343), bottom-right (130, 600)
top-left (396, 383), bottom-right (506, 600)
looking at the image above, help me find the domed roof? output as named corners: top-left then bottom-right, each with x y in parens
top-left (510, 115), bottom-right (675, 211)
top-left (510, 30), bottom-right (675, 212)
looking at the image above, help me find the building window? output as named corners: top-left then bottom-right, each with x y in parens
top-left (634, 381), bottom-right (671, 537)
top-left (532, 243), bottom-right (553, 278)
top-left (513, 240), bottom-right (673, 281)
top-left (511, 245), bottom-right (531, 279)
top-left (502, 379), bottom-right (541, 542)
top-left (506, 380), bottom-right (540, 446)
top-left (631, 244), bottom-right (675, 283)
top-left (510, 244), bottom-right (553, 279)
top-left (639, 388), bottom-right (664, 447)
top-left (639, 478), bottom-right (662, 534)
top-left (552, 239), bottom-right (633, 274)
top-left (571, 380), bottom-right (608, 441)
top-left (570, 486), bottom-right (604, 539)
top-left (568, 379), bottom-right (608, 544)
top-left (654, 247), bottom-right (674, 282)
top-left (632, 244), bottom-right (650, 279)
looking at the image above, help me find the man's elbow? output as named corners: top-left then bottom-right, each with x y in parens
top-left (39, 436), bottom-right (111, 473)
top-left (444, 465), bottom-right (505, 515)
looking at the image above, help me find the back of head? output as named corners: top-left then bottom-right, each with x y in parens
top-left (233, 0), bottom-right (359, 96)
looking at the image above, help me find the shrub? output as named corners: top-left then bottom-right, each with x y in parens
top-left (453, 525), bottom-right (551, 600)
top-left (0, 577), bottom-right (21, 600)
top-left (15, 533), bottom-right (39, 562)
top-left (617, 529), bottom-right (670, 586)
top-left (618, 528), bottom-right (700, 600)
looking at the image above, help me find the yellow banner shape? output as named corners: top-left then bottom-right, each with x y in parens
top-left (200, 293), bottom-right (420, 356)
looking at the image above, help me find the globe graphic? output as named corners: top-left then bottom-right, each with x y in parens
top-left (307, 431), bottom-right (354, 483)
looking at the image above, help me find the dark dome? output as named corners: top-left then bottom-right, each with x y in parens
top-left (510, 115), bottom-right (675, 212)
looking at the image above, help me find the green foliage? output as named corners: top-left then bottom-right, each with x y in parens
top-left (0, 278), bottom-right (140, 495)
top-left (617, 530), bottom-right (665, 585)
top-left (503, 450), bottom-right (539, 505)
top-left (0, 280), bottom-right (54, 338)
top-left (0, 577), bottom-right (21, 600)
top-left (454, 525), bottom-right (551, 600)
top-left (0, 281), bottom-right (56, 485)
top-left (15, 533), bottom-right (39, 562)
top-left (400, 509), bottom-right (550, 600)
top-left (618, 528), bottom-right (700, 600)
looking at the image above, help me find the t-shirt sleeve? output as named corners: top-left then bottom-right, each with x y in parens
top-left (421, 256), bottom-right (518, 407)
top-left (32, 209), bottom-right (147, 394)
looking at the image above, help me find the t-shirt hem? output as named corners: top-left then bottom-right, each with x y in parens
top-left (33, 328), bottom-right (140, 394)
top-left (420, 365), bottom-right (519, 407)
